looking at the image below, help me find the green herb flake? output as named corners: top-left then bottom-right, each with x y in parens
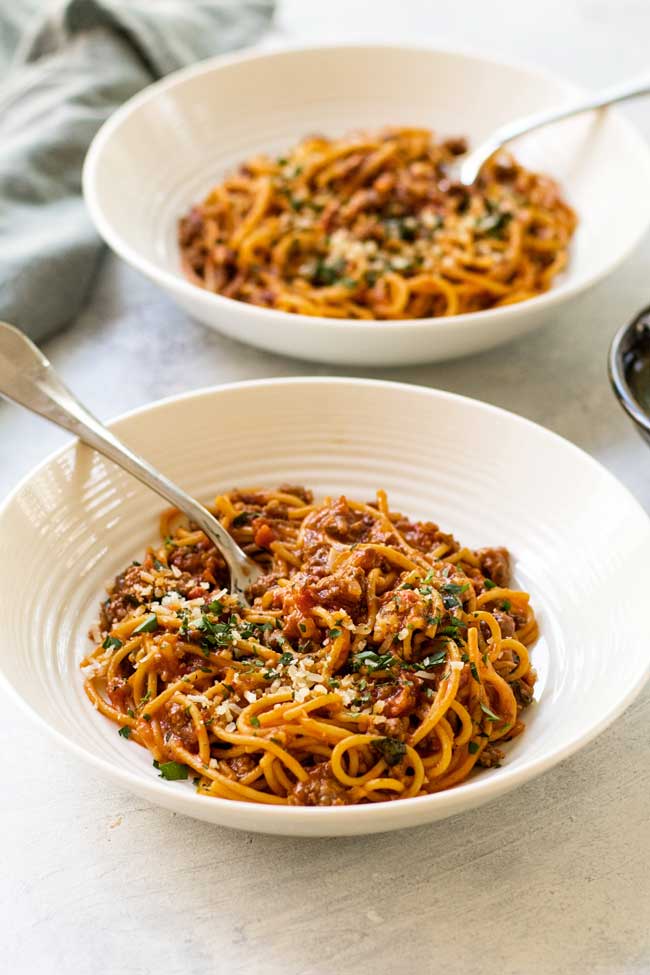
top-left (468, 741), bottom-right (480, 755)
top-left (154, 760), bottom-right (189, 781)
top-left (484, 578), bottom-right (497, 590)
top-left (250, 716), bottom-right (261, 728)
top-left (232, 511), bottom-right (254, 528)
top-left (480, 700), bottom-right (501, 722)
top-left (440, 582), bottom-right (469, 610)
top-left (351, 649), bottom-right (397, 673)
top-left (470, 662), bottom-right (481, 683)
top-left (118, 726), bottom-right (132, 739)
top-left (476, 209), bottom-right (512, 239)
top-left (329, 628), bottom-right (342, 639)
top-left (102, 635), bottom-right (123, 651)
top-left (419, 649), bottom-right (447, 670)
top-left (371, 737), bottom-right (407, 767)
top-left (132, 614), bottom-right (158, 635)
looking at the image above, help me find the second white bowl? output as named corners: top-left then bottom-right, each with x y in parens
top-left (83, 45), bottom-right (650, 365)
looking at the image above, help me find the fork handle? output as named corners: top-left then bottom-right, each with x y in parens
top-left (0, 322), bottom-right (251, 585)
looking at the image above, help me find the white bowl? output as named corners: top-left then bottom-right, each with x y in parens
top-left (1, 378), bottom-right (649, 836)
top-left (83, 44), bottom-right (650, 366)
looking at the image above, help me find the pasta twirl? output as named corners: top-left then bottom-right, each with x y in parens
top-left (82, 486), bottom-right (538, 806)
top-left (179, 127), bottom-right (576, 320)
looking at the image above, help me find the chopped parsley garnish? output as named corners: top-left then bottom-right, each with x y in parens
top-left (480, 700), bottom-right (501, 722)
top-left (476, 208), bottom-right (512, 239)
top-left (419, 649), bottom-right (447, 670)
top-left (102, 635), bottom-right (122, 650)
top-left (483, 578), bottom-right (497, 590)
top-left (468, 741), bottom-right (480, 755)
top-left (313, 257), bottom-right (345, 286)
top-left (153, 558), bottom-right (166, 571)
top-left (470, 662), bottom-right (481, 683)
top-left (364, 269), bottom-right (379, 286)
top-left (232, 511), bottom-right (254, 527)
top-left (206, 599), bottom-right (223, 614)
top-left (132, 614), bottom-right (158, 635)
top-left (501, 600), bottom-right (512, 612)
top-left (351, 650), bottom-right (397, 672)
top-left (372, 737), bottom-right (407, 767)
top-left (438, 618), bottom-right (468, 637)
top-left (153, 760), bottom-right (189, 781)
top-left (118, 726), bottom-right (131, 739)
top-left (250, 716), bottom-right (261, 728)
top-left (329, 628), bottom-right (342, 639)
top-left (195, 613), bottom-right (236, 649)
top-left (440, 582), bottom-right (469, 610)
top-left (278, 652), bottom-right (295, 666)
top-left (238, 623), bottom-right (258, 640)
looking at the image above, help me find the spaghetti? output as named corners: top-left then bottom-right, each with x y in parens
top-left (179, 127), bottom-right (576, 319)
top-left (82, 486), bottom-right (538, 806)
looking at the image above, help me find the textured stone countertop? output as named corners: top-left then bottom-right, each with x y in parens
top-left (2, 2), bottom-right (650, 973)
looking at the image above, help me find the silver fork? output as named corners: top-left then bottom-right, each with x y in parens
top-left (0, 321), bottom-right (264, 600)
top-left (458, 73), bottom-right (650, 186)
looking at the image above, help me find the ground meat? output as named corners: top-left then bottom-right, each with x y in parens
top-left (170, 570), bottom-right (206, 599)
top-left (391, 516), bottom-right (458, 557)
top-left (168, 541), bottom-right (227, 586)
top-left (375, 716), bottom-right (410, 739)
top-left (512, 676), bottom-right (535, 708)
top-left (227, 755), bottom-right (258, 778)
top-left (477, 547), bottom-right (510, 588)
top-left (373, 587), bottom-right (429, 643)
top-left (304, 564), bottom-right (365, 612)
top-left (286, 763), bottom-right (354, 806)
top-left (247, 571), bottom-right (283, 600)
top-left (477, 743), bottom-right (505, 768)
top-left (178, 206), bottom-right (203, 247)
top-left (442, 135), bottom-right (468, 156)
top-left (374, 675), bottom-right (420, 718)
top-left (161, 701), bottom-right (197, 748)
top-left (489, 609), bottom-right (516, 639)
top-left (301, 497), bottom-right (390, 556)
top-left (101, 564), bottom-right (145, 628)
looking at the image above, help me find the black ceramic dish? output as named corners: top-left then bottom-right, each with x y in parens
top-left (609, 305), bottom-right (650, 445)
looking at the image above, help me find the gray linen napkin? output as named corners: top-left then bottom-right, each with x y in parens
top-left (0, 0), bottom-right (275, 341)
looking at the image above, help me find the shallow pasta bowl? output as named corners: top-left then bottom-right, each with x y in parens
top-left (1, 378), bottom-right (650, 836)
top-left (82, 44), bottom-right (650, 366)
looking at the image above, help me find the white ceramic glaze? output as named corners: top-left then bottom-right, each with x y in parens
top-left (1, 378), bottom-right (649, 836)
top-left (82, 45), bottom-right (650, 366)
